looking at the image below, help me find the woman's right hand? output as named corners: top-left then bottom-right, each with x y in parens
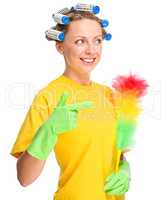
top-left (27, 91), bottom-right (93, 160)
top-left (48, 91), bottom-right (93, 133)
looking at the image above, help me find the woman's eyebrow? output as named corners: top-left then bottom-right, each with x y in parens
top-left (94, 35), bottom-right (103, 38)
top-left (74, 35), bottom-right (103, 39)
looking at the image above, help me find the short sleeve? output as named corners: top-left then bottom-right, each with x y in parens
top-left (10, 91), bottom-right (49, 158)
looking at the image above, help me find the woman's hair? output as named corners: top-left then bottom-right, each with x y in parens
top-left (52, 10), bottom-right (106, 40)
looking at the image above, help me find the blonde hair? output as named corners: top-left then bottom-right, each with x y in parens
top-left (50, 10), bottom-right (106, 41)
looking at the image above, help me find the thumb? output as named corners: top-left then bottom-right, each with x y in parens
top-left (57, 91), bottom-right (69, 107)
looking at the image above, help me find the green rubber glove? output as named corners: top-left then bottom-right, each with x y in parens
top-left (104, 160), bottom-right (131, 196)
top-left (27, 91), bottom-right (93, 160)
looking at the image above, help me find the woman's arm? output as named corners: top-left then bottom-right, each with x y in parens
top-left (16, 151), bottom-right (46, 187)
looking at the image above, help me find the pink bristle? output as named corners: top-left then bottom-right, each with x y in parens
top-left (112, 74), bottom-right (148, 97)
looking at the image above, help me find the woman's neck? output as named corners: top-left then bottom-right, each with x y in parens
top-left (63, 68), bottom-right (91, 85)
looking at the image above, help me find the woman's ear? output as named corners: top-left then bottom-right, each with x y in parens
top-left (55, 42), bottom-right (64, 55)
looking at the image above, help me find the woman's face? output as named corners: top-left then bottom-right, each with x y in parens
top-left (56, 19), bottom-right (103, 75)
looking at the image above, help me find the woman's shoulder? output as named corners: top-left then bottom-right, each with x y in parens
top-left (92, 81), bottom-right (115, 104)
top-left (31, 75), bottom-right (63, 108)
top-left (93, 81), bottom-right (113, 94)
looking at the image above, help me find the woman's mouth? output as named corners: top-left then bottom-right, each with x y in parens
top-left (80, 58), bottom-right (96, 65)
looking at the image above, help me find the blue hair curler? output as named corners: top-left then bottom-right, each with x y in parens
top-left (46, 4), bottom-right (112, 42)
top-left (45, 29), bottom-right (65, 41)
top-left (52, 13), bottom-right (70, 25)
top-left (104, 33), bottom-right (112, 41)
top-left (72, 3), bottom-right (100, 14)
top-left (100, 19), bottom-right (109, 28)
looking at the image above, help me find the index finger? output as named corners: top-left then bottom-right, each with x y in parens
top-left (57, 91), bottom-right (69, 107)
top-left (67, 101), bottom-right (93, 111)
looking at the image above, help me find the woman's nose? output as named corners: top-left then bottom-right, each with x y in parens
top-left (85, 43), bottom-right (96, 55)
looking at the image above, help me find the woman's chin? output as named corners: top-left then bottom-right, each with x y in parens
top-left (80, 66), bottom-right (96, 74)
top-left (79, 63), bottom-right (97, 73)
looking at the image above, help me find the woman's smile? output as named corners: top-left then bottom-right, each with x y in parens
top-left (80, 57), bottom-right (96, 66)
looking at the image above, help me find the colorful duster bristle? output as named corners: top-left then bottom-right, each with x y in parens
top-left (111, 74), bottom-right (148, 180)
top-left (112, 74), bottom-right (148, 151)
top-left (112, 74), bottom-right (148, 97)
top-left (109, 74), bottom-right (148, 200)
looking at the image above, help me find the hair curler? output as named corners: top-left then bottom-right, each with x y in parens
top-left (104, 33), bottom-right (112, 41)
top-left (71, 3), bottom-right (100, 14)
top-left (52, 13), bottom-right (70, 25)
top-left (100, 19), bottom-right (109, 28)
top-left (45, 29), bottom-right (65, 41)
top-left (56, 7), bottom-right (70, 14)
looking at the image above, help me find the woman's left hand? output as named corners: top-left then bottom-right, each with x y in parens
top-left (104, 160), bottom-right (131, 196)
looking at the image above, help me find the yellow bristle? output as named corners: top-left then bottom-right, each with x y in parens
top-left (114, 91), bottom-right (142, 121)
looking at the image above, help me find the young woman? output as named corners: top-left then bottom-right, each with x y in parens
top-left (11, 4), bottom-right (130, 200)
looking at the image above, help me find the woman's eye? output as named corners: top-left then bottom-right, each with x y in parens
top-left (75, 39), bottom-right (84, 45)
top-left (95, 39), bottom-right (102, 44)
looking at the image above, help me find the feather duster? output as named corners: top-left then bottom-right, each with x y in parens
top-left (112, 74), bottom-right (148, 170)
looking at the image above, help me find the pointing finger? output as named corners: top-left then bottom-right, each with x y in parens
top-left (67, 101), bottom-right (93, 111)
top-left (57, 91), bottom-right (69, 107)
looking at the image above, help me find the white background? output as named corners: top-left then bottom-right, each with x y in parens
top-left (0, 0), bottom-right (166, 199)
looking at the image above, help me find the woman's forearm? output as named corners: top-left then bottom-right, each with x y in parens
top-left (16, 151), bottom-right (46, 187)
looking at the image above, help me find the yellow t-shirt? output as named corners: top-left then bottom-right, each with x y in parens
top-left (10, 75), bottom-right (124, 200)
